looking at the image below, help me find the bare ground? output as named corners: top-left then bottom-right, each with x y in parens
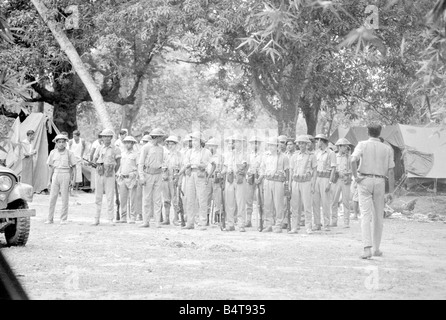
top-left (1, 192), bottom-right (445, 300)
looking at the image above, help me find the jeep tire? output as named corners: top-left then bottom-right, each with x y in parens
top-left (4, 201), bottom-right (31, 246)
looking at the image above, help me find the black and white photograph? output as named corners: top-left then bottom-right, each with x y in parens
top-left (0, 0), bottom-right (445, 302)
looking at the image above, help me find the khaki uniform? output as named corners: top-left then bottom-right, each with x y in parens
top-left (47, 149), bottom-right (77, 222)
top-left (117, 148), bottom-right (139, 222)
top-left (246, 151), bottom-right (263, 225)
top-left (162, 148), bottom-right (182, 224)
top-left (138, 142), bottom-right (165, 226)
top-left (290, 150), bottom-right (316, 232)
top-left (183, 147), bottom-right (212, 228)
top-left (352, 138), bottom-right (394, 251)
top-left (134, 143), bottom-right (143, 220)
top-left (313, 148), bottom-right (336, 229)
top-left (208, 152), bottom-right (224, 223)
top-left (94, 144), bottom-right (121, 222)
top-left (223, 149), bottom-right (249, 229)
top-left (331, 152), bottom-right (352, 226)
top-left (260, 151), bottom-right (289, 229)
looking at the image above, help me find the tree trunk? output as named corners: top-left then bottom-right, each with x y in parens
top-left (52, 101), bottom-right (78, 137)
top-left (301, 96), bottom-right (320, 136)
top-left (31, 0), bottom-right (113, 130)
top-left (277, 100), bottom-right (297, 138)
top-left (121, 78), bottom-right (148, 134)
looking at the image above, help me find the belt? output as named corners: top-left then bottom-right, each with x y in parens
top-left (317, 171), bottom-right (331, 178)
top-left (54, 168), bottom-right (70, 173)
top-left (144, 167), bottom-right (162, 174)
top-left (293, 175), bottom-right (312, 182)
top-left (360, 173), bottom-right (386, 179)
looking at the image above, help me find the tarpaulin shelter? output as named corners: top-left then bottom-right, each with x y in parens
top-left (10, 113), bottom-right (59, 193)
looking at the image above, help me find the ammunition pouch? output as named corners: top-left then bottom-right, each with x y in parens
top-left (247, 173), bottom-right (255, 185)
top-left (332, 171), bottom-right (339, 184)
top-left (266, 172), bottom-right (286, 182)
top-left (97, 164), bottom-right (104, 176)
top-left (293, 173), bottom-right (312, 183)
top-left (104, 164), bottom-right (115, 177)
top-left (236, 173), bottom-right (245, 184)
top-left (227, 171), bottom-right (234, 184)
top-left (317, 171), bottom-right (331, 179)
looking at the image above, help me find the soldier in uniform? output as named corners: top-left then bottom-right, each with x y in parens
top-left (307, 135), bottom-right (316, 153)
top-left (115, 129), bottom-right (128, 153)
top-left (246, 136), bottom-right (263, 228)
top-left (161, 135), bottom-right (182, 226)
top-left (288, 135), bottom-right (316, 234)
top-left (68, 130), bottom-right (86, 192)
top-left (205, 137), bottom-right (223, 225)
top-left (331, 138), bottom-right (353, 228)
top-left (312, 133), bottom-right (336, 231)
top-left (180, 132), bottom-right (212, 230)
top-left (351, 124), bottom-right (395, 259)
top-left (116, 136), bottom-right (139, 224)
top-left (222, 134), bottom-right (249, 232)
top-left (259, 137), bottom-right (290, 233)
top-left (45, 134), bottom-right (77, 224)
top-left (138, 128), bottom-right (166, 228)
top-left (285, 138), bottom-right (297, 156)
top-left (92, 129), bottom-right (121, 226)
top-left (135, 135), bottom-right (151, 222)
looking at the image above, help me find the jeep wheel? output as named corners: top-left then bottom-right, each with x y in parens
top-left (4, 201), bottom-right (31, 246)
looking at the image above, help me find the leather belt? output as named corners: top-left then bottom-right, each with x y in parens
top-left (360, 173), bottom-right (386, 179)
top-left (317, 171), bottom-right (330, 178)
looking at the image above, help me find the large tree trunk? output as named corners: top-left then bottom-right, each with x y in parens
top-left (52, 101), bottom-right (78, 137)
top-left (277, 99), bottom-right (297, 137)
top-left (121, 78), bottom-right (148, 134)
top-left (31, 0), bottom-right (113, 130)
top-left (301, 96), bottom-right (320, 136)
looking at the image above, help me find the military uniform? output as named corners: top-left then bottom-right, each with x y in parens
top-left (205, 138), bottom-right (223, 225)
top-left (182, 132), bottom-right (212, 230)
top-left (138, 129), bottom-right (166, 227)
top-left (313, 134), bottom-right (336, 231)
top-left (331, 138), bottom-right (353, 228)
top-left (289, 136), bottom-right (316, 233)
top-left (117, 136), bottom-right (139, 223)
top-left (162, 136), bottom-right (182, 225)
top-left (259, 137), bottom-right (289, 233)
top-left (246, 137), bottom-right (263, 228)
top-left (46, 135), bottom-right (77, 224)
top-left (93, 129), bottom-right (121, 225)
top-left (223, 135), bottom-right (249, 232)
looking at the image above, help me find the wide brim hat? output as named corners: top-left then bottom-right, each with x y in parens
top-left (232, 134), bottom-right (246, 142)
top-left (295, 135), bottom-right (311, 144)
top-left (335, 138), bottom-right (351, 146)
top-left (100, 128), bottom-right (115, 137)
top-left (149, 128), bottom-right (166, 137)
top-left (277, 135), bottom-right (288, 143)
top-left (205, 137), bottom-right (219, 146)
top-left (266, 137), bottom-right (278, 145)
top-left (123, 136), bottom-right (137, 143)
top-left (166, 135), bottom-right (179, 144)
top-left (314, 133), bottom-right (329, 141)
top-left (141, 135), bottom-right (151, 142)
top-left (248, 136), bottom-right (264, 143)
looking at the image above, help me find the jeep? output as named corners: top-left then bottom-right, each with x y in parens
top-left (0, 165), bottom-right (36, 246)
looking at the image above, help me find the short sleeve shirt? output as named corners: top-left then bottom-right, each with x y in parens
top-left (95, 144), bottom-right (121, 165)
top-left (184, 148), bottom-right (212, 168)
top-left (315, 148), bottom-right (336, 172)
top-left (138, 142), bottom-right (165, 170)
top-left (47, 149), bottom-right (77, 169)
top-left (260, 151), bottom-right (289, 176)
top-left (119, 149), bottom-right (138, 175)
top-left (248, 152), bottom-right (263, 175)
top-left (351, 138), bottom-right (395, 177)
top-left (290, 150), bottom-right (316, 176)
top-left (224, 149), bottom-right (249, 172)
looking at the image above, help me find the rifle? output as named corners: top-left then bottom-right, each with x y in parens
top-left (220, 174), bottom-right (226, 231)
top-left (256, 174), bottom-right (263, 232)
top-left (115, 181), bottom-right (120, 221)
top-left (82, 158), bottom-right (97, 168)
top-left (175, 173), bottom-right (186, 227)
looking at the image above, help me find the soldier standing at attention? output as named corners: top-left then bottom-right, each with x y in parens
top-left (138, 128), bottom-right (166, 228)
top-left (351, 124), bottom-right (395, 259)
top-left (115, 129), bottom-right (129, 153)
top-left (222, 134), bottom-right (249, 232)
top-left (45, 134), bottom-right (77, 225)
top-left (288, 135), bottom-right (316, 234)
top-left (116, 136), bottom-right (139, 224)
top-left (92, 129), bottom-right (121, 226)
top-left (162, 135), bottom-right (182, 226)
top-left (89, 134), bottom-right (103, 192)
top-left (181, 132), bottom-right (212, 230)
top-left (312, 134), bottom-right (336, 232)
top-left (205, 137), bottom-right (223, 225)
top-left (331, 138), bottom-right (353, 228)
top-left (135, 134), bottom-right (151, 221)
top-left (259, 137), bottom-right (290, 233)
top-left (246, 136), bottom-right (263, 228)
top-left (285, 138), bottom-right (297, 157)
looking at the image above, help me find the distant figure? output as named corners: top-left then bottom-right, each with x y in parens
top-left (21, 130), bottom-right (37, 186)
top-left (69, 130), bottom-right (86, 192)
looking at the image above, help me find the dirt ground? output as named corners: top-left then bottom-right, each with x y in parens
top-left (1, 191), bottom-right (446, 300)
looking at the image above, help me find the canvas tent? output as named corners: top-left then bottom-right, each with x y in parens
top-left (9, 113), bottom-right (59, 193)
top-left (330, 124), bottom-right (446, 185)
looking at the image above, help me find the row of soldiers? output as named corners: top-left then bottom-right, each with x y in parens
top-left (45, 128), bottom-right (355, 235)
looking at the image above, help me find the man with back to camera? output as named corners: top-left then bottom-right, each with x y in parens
top-left (351, 123), bottom-right (395, 259)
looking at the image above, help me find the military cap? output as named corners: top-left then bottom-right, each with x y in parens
top-left (100, 128), bottom-right (115, 137)
top-left (278, 135), bottom-right (288, 142)
top-left (295, 135), bottom-right (311, 144)
top-left (335, 138), bottom-right (351, 146)
top-left (123, 136), bottom-right (137, 143)
top-left (224, 135), bottom-right (233, 142)
top-left (232, 134), bottom-right (246, 142)
top-left (141, 135), bottom-right (151, 142)
top-left (53, 134), bottom-right (69, 142)
top-left (266, 137), bottom-right (278, 145)
top-left (119, 128), bottom-right (128, 135)
top-left (166, 135), bottom-right (179, 144)
top-left (307, 135), bottom-right (315, 141)
top-left (149, 128), bottom-right (166, 137)
top-left (190, 131), bottom-right (205, 141)
top-left (314, 133), bottom-right (329, 141)
top-left (205, 137), bottom-right (219, 146)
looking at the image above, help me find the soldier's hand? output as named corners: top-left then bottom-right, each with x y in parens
top-left (311, 185), bottom-right (315, 194)
top-left (325, 183), bottom-right (331, 193)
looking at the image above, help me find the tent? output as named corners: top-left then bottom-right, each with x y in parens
top-left (10, 113), bottom-right (59, 193)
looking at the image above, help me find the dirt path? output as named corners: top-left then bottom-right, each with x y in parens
top-left (1, 192), bottom-right (445, 300)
